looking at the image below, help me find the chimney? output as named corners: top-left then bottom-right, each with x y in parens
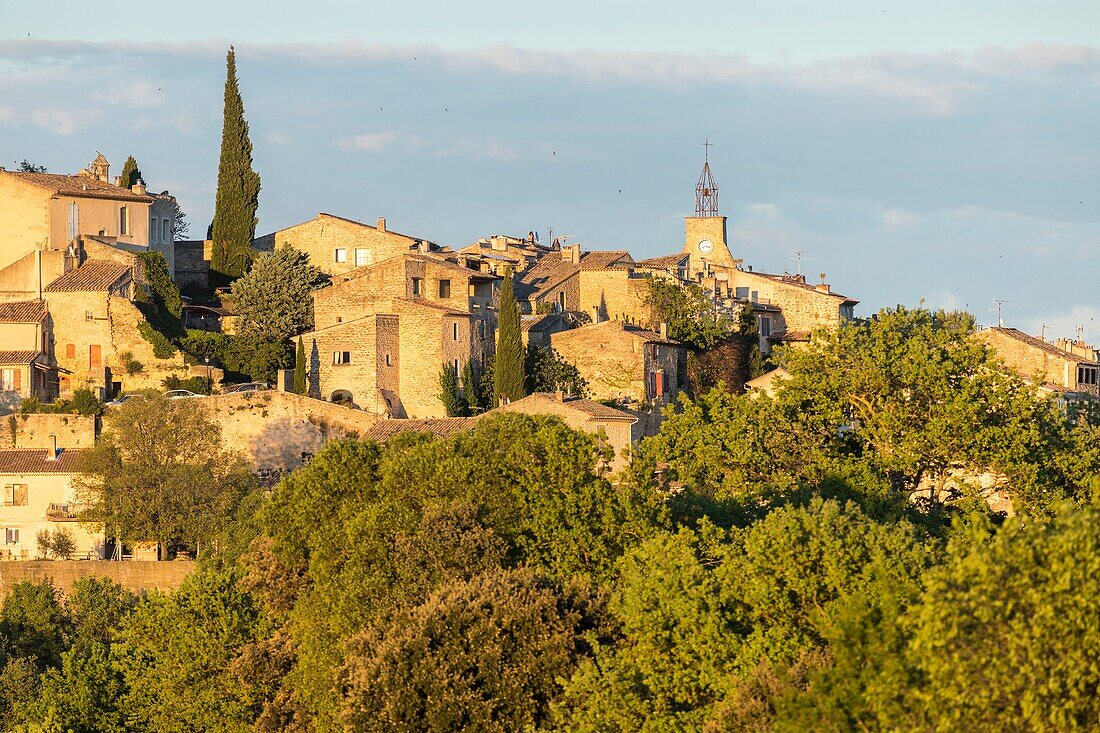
top-left (565, 243), bottom-right (582, 264)
top-left (554, 390), bottom-right (564, 403)
top-left (376, 217), bottom-right (387, 232)
top-left (418, 240), bottom-right (430, 254)
top-left (45, 433), bottom-right (57, 461)
top-left (131, 182), bottom-right (147, 196)
top-left (592, 306), bottom-right (601, 324)
top-left (660, 322), bottom-right (668, 340)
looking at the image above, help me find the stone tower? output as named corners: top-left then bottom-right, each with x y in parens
top-left (88, 153), bottom-right (110, 182)
top-left (682, 143), bottom-right (735, 279)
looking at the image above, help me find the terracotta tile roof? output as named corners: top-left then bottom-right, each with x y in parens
top-left (0, 351), bottom-right (41, 365)
top-left (558, 397), bottom-right (637, 421)
top-left (579, 250), bottom-right (633, 271)
top-left (45, 260), bottom-right (130, 293)
top-left (769, 329), bottom-right (812, 342)
top-left (635, 253), bottom-right (688, 269)
top-left (623, 323), bottom-right (682, 346)
top-left (364, 418), bottom-right (479, 442)
top-left (521, 314), bottom-right (555, 332)
top-left (3, 171), bottom-right (153, 202)
top-left (987, 327), bottom-right (1098, 363)
top-left (395, 298), bottom-right (471, 317)
top-left (0, 300), bottom-right (47, 323)
top-left (515, 253), bottom-right (579, 300)
top-left (748, 270), bottom-right (857, 304)
top-left (0, 448), bottom-right (87, 474)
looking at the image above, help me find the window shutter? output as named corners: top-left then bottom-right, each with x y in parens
top-left (13, 485), bottom-right (27, 506)
top-left (12, 369), bottom-right (20, 391)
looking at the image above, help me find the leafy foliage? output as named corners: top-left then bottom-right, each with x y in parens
top-left (229, 245), bottom-right (325, 342)
top-left (438, 362), bottom-right (469, 417)
top-left (293, 337), bottom-right (307, 394)
top-left (643, 276), bottom-right (732, 351)
top-left (118, 155), bottom-right (141, 188)
top-left (524, 344), bottom-right (587, 396)
top-left (211, 47), bottom-right (261, 280)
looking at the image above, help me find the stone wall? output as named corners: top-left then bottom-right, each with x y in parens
top-left (173, 240), bottom-right (209, 292)
top-left (3, 413), bottom-right (97, 449)
top-left (552, 322), bottom-right (648, 403)
top-left (203, 391), bottom-right (380, 471)
top-left (0, 560), bottom-right (195, 598)
top-left (0, 175), bottom-right (50, 272)
top-left (579, 270), bottom-right (651, 325)
top-left (728, 270), bottom-right (849, 334)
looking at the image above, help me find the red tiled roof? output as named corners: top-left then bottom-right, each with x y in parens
top-left (0, 448), bottom-right (86, 474)
top-left (635, 253), bottom-right (688, 269)
top-left (45, 260), bottom-right (130, 293)
top-left (0, 300), bottom-right (47, 323)
top-left (0, 351), bottom-right (41, 365)
top-left (558, 397), bottom-right (637, 421)
top-left (3, 171), bottom-right (153, 202)
top-left (364, 418), bottom-right (479, 442)
top-left (622, 323), bottom-right (681, 346)
top-left (515, 252), bottom-right (579, 300)
top-left (987, 327), bottom-right (1099, 363)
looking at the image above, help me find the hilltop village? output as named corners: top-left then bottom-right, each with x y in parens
top-left (0, 151), bottom-right (1096, 563)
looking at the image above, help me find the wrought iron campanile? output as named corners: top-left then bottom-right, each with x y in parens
top-left (695, 139), bottom-right (719, 217)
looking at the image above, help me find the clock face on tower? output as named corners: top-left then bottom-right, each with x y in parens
top-left (697, 239), bottom-right (714, 255)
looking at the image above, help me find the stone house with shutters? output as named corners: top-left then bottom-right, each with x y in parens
top-left (0, 154), bottom-right (177, 283)
top-left (299, 252), bottom-right (499, 418)
top-left (551, 320), bottom-right (685, 407)
top-left (255, 213), bottom-right (445, 278)
top-left (0, 447), bottom-right (103, 561)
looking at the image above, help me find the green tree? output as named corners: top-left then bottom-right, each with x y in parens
top-left (493, 275), bottom-right (524, 406)
top-left (293, 337), bottom-right (307, 394)
top-left (341, 568), bottom-right (609, 732)
top-left (0, 580), bottom-right (70, 670)
top-left (211, 46), bottom-right (261, 281)
top-left (17, 160), bottom-right (46, 173)
top-left (643, 277), bottom-right (731, 351)
top-left (438, 362), bottom-right (469, 417)
top-left (114, 570), bottom-right (262, 733)
top-left (230, 245), bottom-right (325, 342)
top-left (119, 155), bottom-right (142, 188)
top-left (460, 359), bottom-right (482, 413)
top-left (75, 394), bottom-right (257, 556)
top-left (524, 344), bottom-right (587, 396)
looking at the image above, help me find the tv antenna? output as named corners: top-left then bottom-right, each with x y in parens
top-left (1041, 323), bottom-right (1050, 341)
top-left (990, 299), bottom-right (1008, 327)
top-left (790, 250), bottom-right (815, 276)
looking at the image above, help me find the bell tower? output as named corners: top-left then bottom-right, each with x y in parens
top-left (683, 139), bottom-right (734, 279)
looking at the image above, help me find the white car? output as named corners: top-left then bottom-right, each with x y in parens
top-left (104, 393), bottom-right (143, 407)
top-left (163, 389), bottom-right (203, 400)
top-left (225, 382), bottom-right (270, 394)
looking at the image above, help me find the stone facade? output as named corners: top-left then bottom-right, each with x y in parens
top-left (551, 320), bottom-right (684, 406)
top-left (0, 560), bottom-right (195, 597)
top-left (256, 213), bottom-right (442, 277)
top-left (977, 327), bottom-right (1100, 397)
top-left (5, 414), bottom-right (97, 449)
top-left (682, 215), bottom-right (737, 279)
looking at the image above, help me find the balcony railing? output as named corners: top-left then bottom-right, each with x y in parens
top-left (46, 503), bottom-right (82, 522)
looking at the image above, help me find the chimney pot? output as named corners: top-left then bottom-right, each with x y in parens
top-left (377, 217), bottom-right (387, 232)
top-left (660, 322), bottom-right (668, 339)
top-left (554, 390), bottom-right (564, 403)
top-left (46, 433), bottom-right (57, 461)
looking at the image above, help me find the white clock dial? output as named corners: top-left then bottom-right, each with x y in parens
top-left (697, 239), bottom-right (714, 255)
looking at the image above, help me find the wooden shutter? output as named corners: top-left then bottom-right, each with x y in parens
top-left (13, 485), bottom-right (27, 506)
top-left (65, 344), bottom-right (75, 359)
top-left (12, 368), bottom-right (20, 391)
top-left (89, 344), bottom-right (102, 369)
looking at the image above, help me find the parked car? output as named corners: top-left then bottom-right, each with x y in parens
top-left (163, 389), bottom-right (203, 400)
top-left (104, 393), bottom-right (143, 407)
top-left (225, 382), bottom-right (270, 394)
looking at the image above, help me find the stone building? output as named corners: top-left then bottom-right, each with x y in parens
top-left (551, 320), bottom-right (684, 406)
top-left (0, 300), bottom-right (53, 409)
top-left (0, 446), bottom-right (103, 561)
top-left (299, 252), bottom-right (499, 418)
top-left (513, 245), bottom-right (641, 317)
top-left (0, 154), bottom-right (177, 279)
top-left (458, 233), bottom-right (551, 276)
top-left (255, 213), bottom-right (444, 277)
top-left (977, 327), bottom-right (1100, 398)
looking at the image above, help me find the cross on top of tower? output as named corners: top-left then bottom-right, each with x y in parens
top-left (695, 139), bottom-right (719, 218)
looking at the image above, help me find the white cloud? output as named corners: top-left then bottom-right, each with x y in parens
top-left (336, 131), bottom-right (396, 152)
top-left (27, 107), bottom-right (101, 135)
top-left (265, 131), bottom-right (292, 145)
top-left (431, 138), bottom-right (521, 162)
top-left (91, 81), bottom-right (164, 110)
top-left (0, 106), bottom-right (13, 125)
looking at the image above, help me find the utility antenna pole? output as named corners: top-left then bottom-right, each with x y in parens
top-left (790, 250), bottom-right (815, 276)
top-left (990, 299), bottom-right (1008, 327)
top-left (1076, 324), bottom-right (1085, 342)
top-left (1041, 323), bottom-right (1050, 341)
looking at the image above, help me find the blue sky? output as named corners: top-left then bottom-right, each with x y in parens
top-left (1, 3), bottom-right (1098, 340)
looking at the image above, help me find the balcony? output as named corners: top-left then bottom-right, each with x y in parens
top-left (46, 503), bottom-right (82, 522)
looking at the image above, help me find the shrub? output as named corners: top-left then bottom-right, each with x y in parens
top-left (137, 321), bottom-right (177, 359)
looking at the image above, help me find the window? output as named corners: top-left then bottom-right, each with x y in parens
top-left (3, 484), bottom-right (27, 507)
top-left (334, 248), bottom-right (347, 263)
top-left (150, 216), bottom-right (158, 243)
top-left (735, 286), bottom-right (749, 299)
top-left (840, 304), bottom-right (855, 320)
top-left (478, 321), bottom-right (485, 338)
top-left (759, 317), bottom-right (771, 338)
top-left (385, 354), bottom-right (392, 366)
top-left (119, 206), bottom-right (129, 235)
top-left (411, 278), bottom-right (423, 296)
top-left (439, 279), bottom-right (451, 298)
top-left (453, 322), bottom-right (459, 341)
top-left (355, 248), bottom-right (371, 267)
top-left (333, 351), bottom-right (351, 365)
top-left (3, 528), bottom-right (19, 546)
top-left (558, 291), bottom-right (566, 311)
top-left (1079, 366), bottom-right (1099, 386)
top-left (454, 359), bottom-right (460, 374)
top-left (0, 369), bottom-right (14, 391)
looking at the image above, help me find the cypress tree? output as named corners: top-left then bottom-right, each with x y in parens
top-left (211, 46), bottom-right (261, 282)
top-left (439, 362), bottom-right (469, 417)
top-left (493, 274), bottom-right (525, 406)
top-left (119, 155), bottom-right (142, 187)
top-left (293, 337), bottom-right (307, 394)
top-left (461, 360), bottom-right (480, 413)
